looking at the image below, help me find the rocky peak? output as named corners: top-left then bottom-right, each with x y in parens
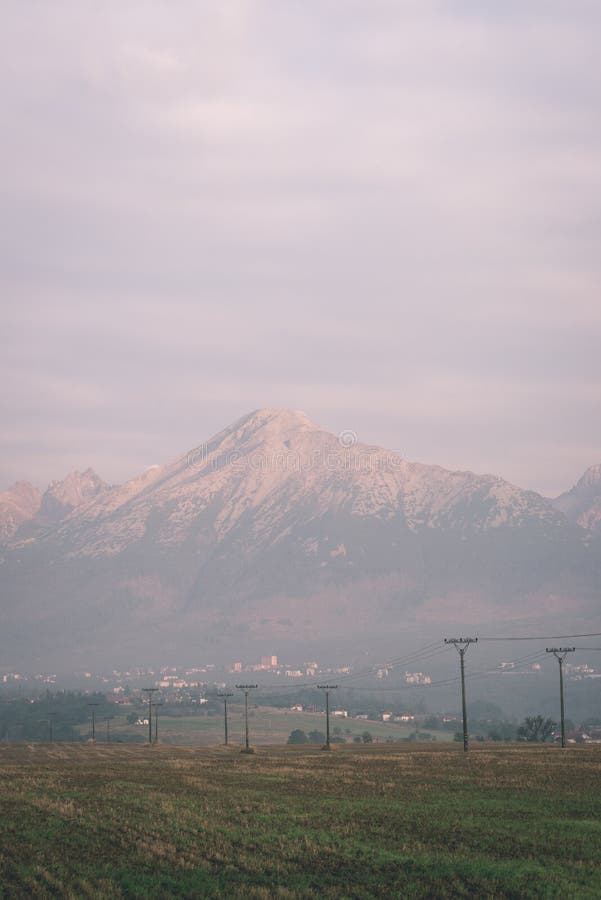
top-left (0, 481), bottom-right (42, 540)
top-left (204, 407), bottom-right (316, 451)
top-left (576, 463), bottom-right (601, 490)
top-left (553, 463), bottom-right (601, 530)
top-left (39, 468), bottom-right (109, 523)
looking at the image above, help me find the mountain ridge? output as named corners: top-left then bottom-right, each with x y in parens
top-left (0, 409), bottom-right (599, 667)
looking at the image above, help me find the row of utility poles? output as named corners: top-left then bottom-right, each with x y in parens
top-left (445, 638), bottom-right (576, 751)
top-left (9, 642), bottom-right (576, 748)
top-left (101, 642), bottom-right (578, 751)
top-left (6, 708), bottom-right (113, 743)
top-left (86, 703), bottom-right (117, 743)
top-left (215, 683), bottom-right (341, 752)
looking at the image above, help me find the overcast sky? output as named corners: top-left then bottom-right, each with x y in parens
top-left (2, 1), bottom-right (600, 497)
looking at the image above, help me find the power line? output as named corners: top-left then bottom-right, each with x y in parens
top-left (478, 632), bottom-right (601, 641)
top-left (256, 648), bottom-right (551, 695)
top-left (331, 646), bottom-right (452, 687)
top-left (455, 649), bottom-right (549, 686)
top-left (262, 640), bottom-right (451, 690)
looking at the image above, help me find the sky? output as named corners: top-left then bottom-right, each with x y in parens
top-left (2, 0), bottom-right (601, 498)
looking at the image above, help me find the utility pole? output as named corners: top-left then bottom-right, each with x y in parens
top-left (317, 685), bottom-right (338, 750)
top-left (87, 703), bottom-right (100, 742)
top-left (104, 716), bottom-right (114, 743)
top-left (444, 638), bottom-right (478, 752)
top-left (48, 714), bottom-right (55, 743)
top-left (142, 688), bottom-right (159, 745)
top-left (153, 704), bottom-right (163, 743)
top-left (546, 647), bottom-right (575, 748)
top-left (235, 684), bottom-right (258, 752)
top-left (218, 692), bottom-right (234, 745)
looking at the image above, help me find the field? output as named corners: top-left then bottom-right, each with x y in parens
top-left (105, 705), bottom-right (450, 745)
top-left (0, 742), bottom-right (600, 898)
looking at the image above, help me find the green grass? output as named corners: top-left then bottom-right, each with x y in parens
top-left (105, 705), bottom-right (451, 745)
top-left (0, 742), bottom-right (600, 897)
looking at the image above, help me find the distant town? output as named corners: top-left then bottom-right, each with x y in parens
top-left (2, 653), bottom-right (599, 695)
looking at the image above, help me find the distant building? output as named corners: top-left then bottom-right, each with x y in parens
top-left (261, 655), bottom-right (278, 667)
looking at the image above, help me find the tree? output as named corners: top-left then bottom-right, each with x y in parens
top-left (517, 716), bottom-right (556, 743)
top-left (308, 729), bottom-right (326, 744)
top-left (361, 731), bottom-right (373, 743)
top-left (423, 715), bottom-right (441, 730)
top-left (287, 729), bottom-right (308, 745)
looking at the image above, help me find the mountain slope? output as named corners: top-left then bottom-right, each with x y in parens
top-left (0, 482), bottom-right (41, 541)
top-left (0, 409), bottom-right (598, 667)
top-left (554, 464), bottom-right (601, 531)
top-left (38, 468), bottom-right (109, 525)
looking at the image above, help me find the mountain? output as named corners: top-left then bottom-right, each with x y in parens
top-left (553, 464), bottom-right (601, 531)
top-left (37, 468), bottom-right (109, 525)
top-left (0, 469), bottom-right (110, 542)
top-left (0, 409), bottom-right (599, 668)
top-left (0, 482), bottom-right (41, 541)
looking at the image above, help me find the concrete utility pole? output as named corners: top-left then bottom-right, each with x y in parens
top-left (317, 685), bottom-right (338, 750)
top-left (218, 692), bottom-right (234, 745)
top-left (235, 685), bottom-right (258, 752)
top-left (546, 647), bottom-right (575, 748)
top-left (444, 638), bottom-right (478, 752)
top-left (87, 703), bottom-right (100, 742)
top-left (142, 688), bottom-right (159, 744)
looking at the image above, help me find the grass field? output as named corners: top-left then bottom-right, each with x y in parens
top-left (1, 742), bottom-right (600, 898)
top-left (106, 705), bottom-right (450, 745)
